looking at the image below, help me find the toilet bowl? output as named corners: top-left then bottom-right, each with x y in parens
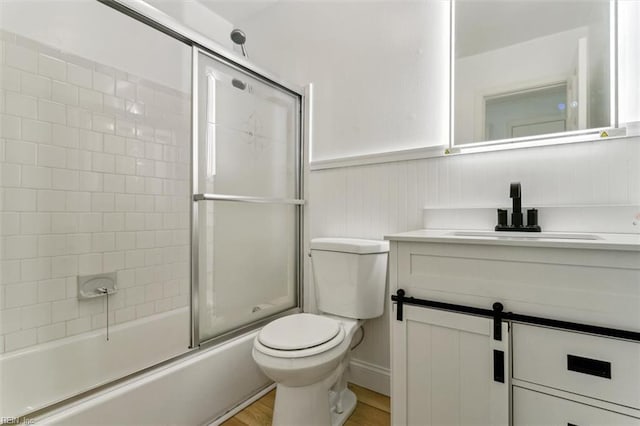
top-left (253, 238), bottom-right (389, 426)
top-left (252, 313), bottom-right (362, 426)
top-left (252, 237), bottom-right (389, 426)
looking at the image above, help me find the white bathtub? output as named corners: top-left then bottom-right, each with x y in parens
top-left (0, 308), bottom-right (270, 425)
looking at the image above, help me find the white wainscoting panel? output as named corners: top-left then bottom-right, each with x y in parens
top-left (309, 136), bottom-right (640, 382)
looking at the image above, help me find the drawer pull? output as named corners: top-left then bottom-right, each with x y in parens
top-left (493, 350), bottom-right (505, 383)
top-left (568, 423), bottom-right (578, 426)
top-left (567, 354), bottom-right (611, 379)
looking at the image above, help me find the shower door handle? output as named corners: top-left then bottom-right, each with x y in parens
top-left (193, 193), bottom-right (305, 205)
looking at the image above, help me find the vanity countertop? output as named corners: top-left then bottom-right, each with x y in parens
top-left (384, 229), bottom-right (640, 251)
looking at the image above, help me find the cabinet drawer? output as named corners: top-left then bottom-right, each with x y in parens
top-left (513, 323), bottom-right (640, 409)
top-left (513, 387), bottom-right (640, 426)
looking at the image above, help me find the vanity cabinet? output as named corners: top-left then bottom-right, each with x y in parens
top-left (391, 305), bottom-right (509, 425)
top-left (386, 233), bottom-right (640, 425)
top-left (512, 324), bottom-right (640, 410)
top-left (513, 387), bottom-right (640, 426)
top-left (512, 323), bottom-right (640, 426)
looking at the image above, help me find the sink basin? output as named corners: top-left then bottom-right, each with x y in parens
top-left (447, 231), bottom-right (603, 241)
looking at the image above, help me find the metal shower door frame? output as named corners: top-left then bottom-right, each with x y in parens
top-left (96, 0), bottom-right (307, 351)
top-left (190, 46), bottom-right (306, 348)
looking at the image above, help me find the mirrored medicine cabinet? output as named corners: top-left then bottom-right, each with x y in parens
top-left (451, 0), bottom-right (617, 148)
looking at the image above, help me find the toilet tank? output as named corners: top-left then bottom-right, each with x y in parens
top-left (310, 238), bottom-right (389, 319)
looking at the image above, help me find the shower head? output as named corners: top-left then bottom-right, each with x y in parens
top-left (230, 29), bottom-right (246, 45)
top-left (230, 28), bottom-right (248, 58)
top-left (232, 78), bottom-right (247, 91)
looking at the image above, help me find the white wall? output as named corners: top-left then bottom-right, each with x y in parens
top-left (233, 1), bottom-right (449, 392)
top-left (232, 0), bottom-right (640, 395)
top-left (310, 136), bottom-right (640, 386)
top-left (240, 0), bottom-right (450, 161)
top-left (142, 0), bottom-right (234, 51)
top-left (618, 0), bottom-right (640, 125)
top-left (1, 1), bottom-right (278, 421)
top-left (0, 0), bottom-right (194, 415)
top-left (0, 0), bottom-right (192, 92)
top-left (0, 21), bottom-right (191, 356)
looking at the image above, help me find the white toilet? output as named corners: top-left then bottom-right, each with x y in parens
top-left (252, 237), bottom-right (389, 426)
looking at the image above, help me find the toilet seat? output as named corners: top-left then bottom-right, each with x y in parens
top-left (255, 314), bottom-right (346, 359)
top-left (259, 313), bottom-right (340, 350)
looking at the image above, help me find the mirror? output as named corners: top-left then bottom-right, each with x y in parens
top-left (452, 0), bottom-right (615, 146)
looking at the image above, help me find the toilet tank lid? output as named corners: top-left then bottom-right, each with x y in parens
top-left (310, 238), bottom-right (389, 254)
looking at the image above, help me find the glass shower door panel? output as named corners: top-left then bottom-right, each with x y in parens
top-left (196, 50), bottom-right (301, 343)
top-left (198, 52), bottom-right (299, 199)
top-left (206, 124), bottom-right (295, 198)
top-left (198, 201), bottom-right (297, 341)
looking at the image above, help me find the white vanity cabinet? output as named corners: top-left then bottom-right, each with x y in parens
top-left (391, 305), bottom-right (509, 425)
top-left (512, 323), bottom-right (640, 426)
top-left (513, 387), bottom-right (640, 426)
top-left (386, 231), bottom-right (640, 425)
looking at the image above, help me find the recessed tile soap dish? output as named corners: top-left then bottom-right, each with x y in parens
top-left (78, 272), bottom-right (118, 299)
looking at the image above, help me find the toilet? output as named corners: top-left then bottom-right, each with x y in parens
top-left (252, 237), bottom-right (389, 426)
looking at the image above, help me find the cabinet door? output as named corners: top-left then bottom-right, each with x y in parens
top-left (391, 305), bottom-right (509, 426)
top-left (513, 323), bottom-right (640, 410)
top-left (513, 387), bottom-right (640, 426)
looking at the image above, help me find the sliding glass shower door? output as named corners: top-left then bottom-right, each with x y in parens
top-left (193, 49), bottom-right (303, 344)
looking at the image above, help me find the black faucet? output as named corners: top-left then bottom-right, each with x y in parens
top-left (495, 182), bottom-right (541, 232)
top-left (510, 182), bottom-right (523, 227)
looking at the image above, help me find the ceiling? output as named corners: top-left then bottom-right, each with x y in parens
top-left (195, 0), bottom-right (609, 58)
top-left (196, 0), bottom-right (280, 24)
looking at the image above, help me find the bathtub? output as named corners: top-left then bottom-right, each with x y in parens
top-left (0, 308), bottom-right (270, 425)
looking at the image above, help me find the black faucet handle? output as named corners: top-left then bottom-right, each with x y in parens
top-left (497, 209), bottom-right (508, 226)
top-left (495, 209), bottom-right (509, 231)
top-left (510, 182), bottom-right (521, 198)
top-left (526, 208), bottom-right (542, 231)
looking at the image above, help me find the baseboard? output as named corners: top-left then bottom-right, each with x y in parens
top-left (347, 358), bottom-right (390, 396)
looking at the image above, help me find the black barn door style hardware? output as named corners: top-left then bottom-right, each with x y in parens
top-left (392, 289), bottom-right (496, 321)
top-left (391, 289), bottom-right (504, 341)
top-left (391, 289), bottom-right (640, 343)
top-left (493, 302), bottom-right (503, 341)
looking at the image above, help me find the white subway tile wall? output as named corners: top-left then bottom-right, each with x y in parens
top-left (0, 31), bottom-right (190, 354)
